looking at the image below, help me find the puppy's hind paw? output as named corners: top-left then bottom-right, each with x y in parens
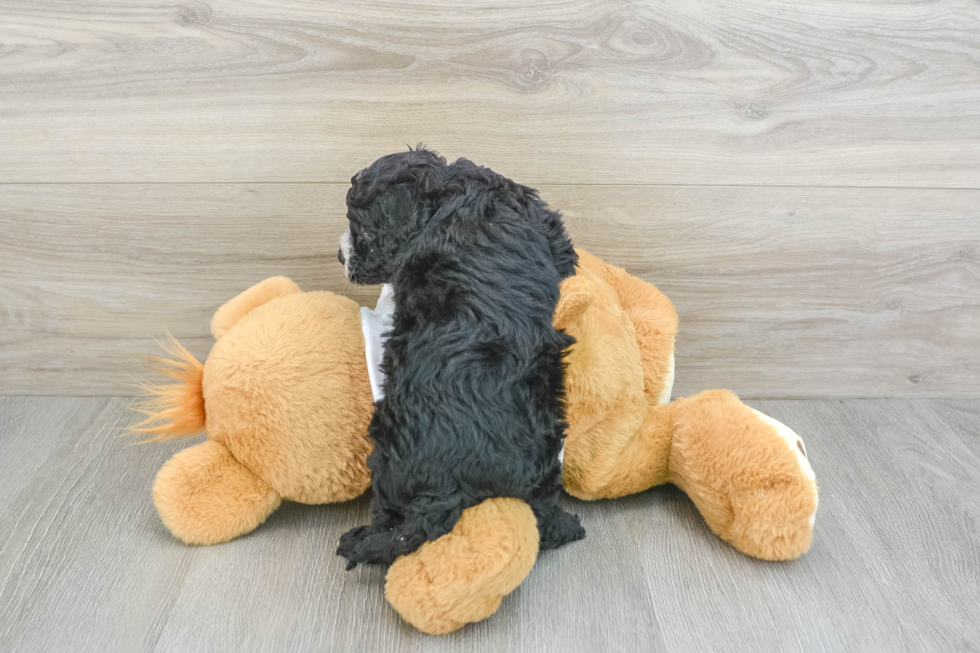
top-left (338, 523), bottom-right (415, 568)
top-left (535, 505), bottom-right (585, 550)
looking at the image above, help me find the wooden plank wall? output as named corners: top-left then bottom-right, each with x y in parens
top-left (1, 0), bottom-right (978, 397)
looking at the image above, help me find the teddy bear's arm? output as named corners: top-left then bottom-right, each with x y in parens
top-left (153, 439), bottom-right (281, 545)
top-left (385, 497), bottom-right (539, 634)
top-left (584, 252), bottom-right (679, 405)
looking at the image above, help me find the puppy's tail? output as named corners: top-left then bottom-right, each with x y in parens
top-left (127, 334), bottom-right (206, 442)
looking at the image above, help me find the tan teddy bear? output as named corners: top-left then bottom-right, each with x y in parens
top-left (133, 250), bottom-right (817, 634)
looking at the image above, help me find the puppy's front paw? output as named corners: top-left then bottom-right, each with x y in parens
top-left (337, 525), bottom-right (371, 570)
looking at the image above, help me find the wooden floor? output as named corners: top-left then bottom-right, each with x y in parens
top-left (1, 396), bottom-right (977, 652)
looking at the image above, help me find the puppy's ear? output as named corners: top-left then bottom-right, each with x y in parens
top-left (404, 163), bottom-right (444, 196)
top-left (348, 148), bottom-right (448, 209)
top-left (553, 274), bottom-right (594, 330)
top-left (399, 146), bottom-right (446, 197)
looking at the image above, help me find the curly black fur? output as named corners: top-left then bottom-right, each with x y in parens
top-left (336, 147), bottom-right (585, 568)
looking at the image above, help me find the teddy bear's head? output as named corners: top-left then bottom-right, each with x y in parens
top-left (203, 289), bottom-right (375, 504)
top-left (143, 279), bottom-right (375, 545)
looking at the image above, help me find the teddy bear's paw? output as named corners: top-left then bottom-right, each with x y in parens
top-left (727, 410), bottom-right (818, 560)
top-left (153, 439), bottom-right (281, 545)
top-left (749, 410), bottom-right (816, 490)
top-left (726, 480), bottom-right (817, 561)
top-left (384, 498), bottom-right (539, 635)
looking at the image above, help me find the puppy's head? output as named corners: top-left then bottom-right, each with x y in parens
top-left (339, 147), bottom-right (447, 284)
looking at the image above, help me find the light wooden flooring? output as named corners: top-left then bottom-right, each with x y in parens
top-left (1, 396), bottom-right (978, 652)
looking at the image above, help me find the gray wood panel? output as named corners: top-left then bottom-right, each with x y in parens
top-left (0, 0), bottom-right (978, 186)
top-left (2, 184), bottom-right (977, 397)
top-left (1, 397), bottom-right (978, 651)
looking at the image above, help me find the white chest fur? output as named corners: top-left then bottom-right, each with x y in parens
top-left (360, 284), bottom-right (396, 402)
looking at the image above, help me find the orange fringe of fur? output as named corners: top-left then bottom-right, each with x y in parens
top-left (128, 334), bottom-right (206, 442)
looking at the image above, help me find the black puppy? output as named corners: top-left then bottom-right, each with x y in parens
top-left (336, 147), bottom-right (585, 568)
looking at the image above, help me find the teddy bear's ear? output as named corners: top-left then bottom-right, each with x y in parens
top-left (553, 275), bottom-right (595, 331)
top-left (211, 276), bottom-right (302, 339)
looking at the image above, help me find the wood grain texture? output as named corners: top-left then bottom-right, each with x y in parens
top-left (1, 0), bottom-right (978, 185)
top-left (2, 183), bottom-right (977, 397)
top-left (1, 397), bottom-right (978, 651)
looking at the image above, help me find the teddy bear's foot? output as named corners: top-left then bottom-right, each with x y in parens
top-left (726, 408), bottom-right (818, 560)
top-left (725, 484), bottom-right (816, 561)
top-left (153, 439), bottom-right (281, 545)
top-left (668, 390), bottom-right (818, 561)
top-left (385, 498), bottom-right (539, 635)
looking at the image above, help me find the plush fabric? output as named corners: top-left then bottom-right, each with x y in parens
top-left (203, 290), bottom-right (374, 505)
top-left (211, 276), bottom-right (301, 339)
top-left (556, 251), bottom-right (818, 557)
top-left (137, 280), bottom-right (374, 546)
top-left (667, 390), bottom-right (817, 561)
top-left (132, 249), bottom-right (818, 633)
top-left (131, 336), bottom-right (206, 441)
top-left (385, 498), bottom-right (539, 635)
top-left (154, 439), bottom-right (280, 545)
